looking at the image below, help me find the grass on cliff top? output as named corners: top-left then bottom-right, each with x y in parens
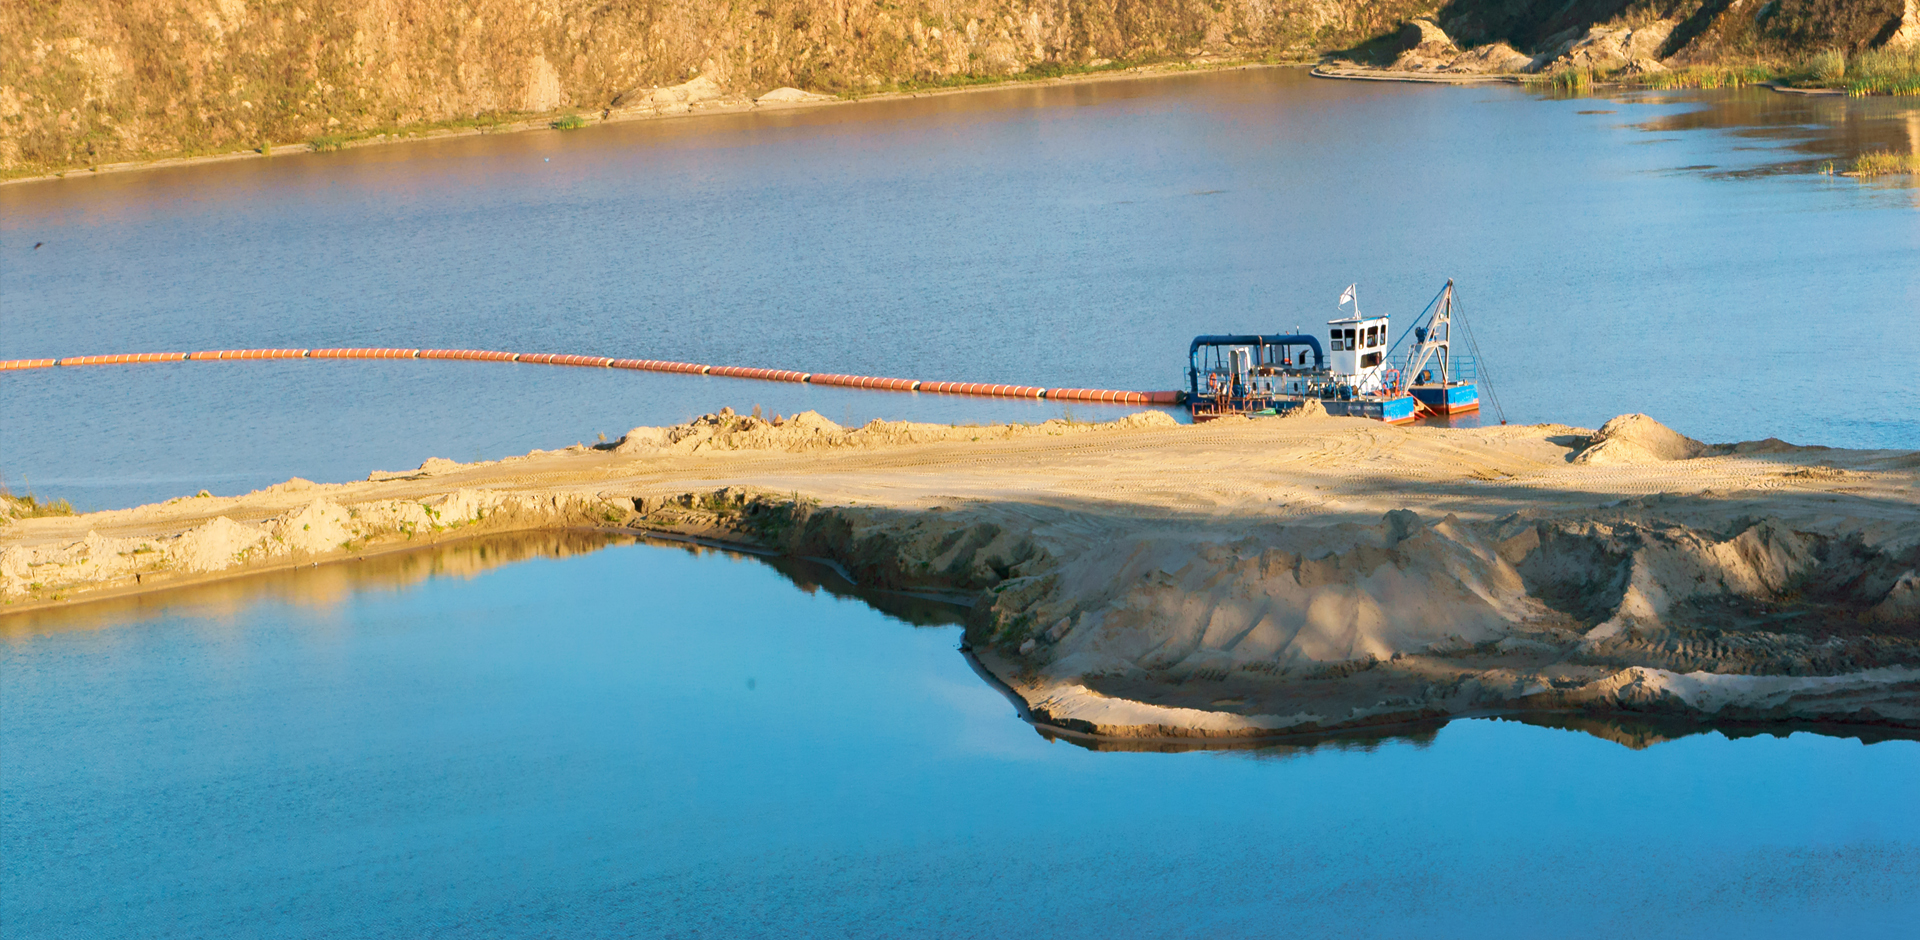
top-left (1, 487), bottom-right (74, 521)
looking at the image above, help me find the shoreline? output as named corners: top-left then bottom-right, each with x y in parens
top-left (1309, 63), bottom-right (1853, 95)
top-left (0, 59), bottom-right (1299, 189)
top-left (8, 57), bottom-right (1887, 190)
top-left (8, 408), bottom-right (1917, 742)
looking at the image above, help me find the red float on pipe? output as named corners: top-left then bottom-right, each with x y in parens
top-left (419, 349), bottom-right (518, 362)
top-left (187, 349), bottom-right (309, 361)
top-left (58, 353), bottom-right (184, 366)
top-left (530, 353), bottom-right (613, 367)
top-left (2, 359), bottom-right (60, 370)
top-left (310, 348), bottom-right (419, 360)
top-left (708, 365), bottom-right (809, 383)
top-left (809, 373), bottom-right (920, 391)
top-left (1046, 388), bottom-right (1151, 404)
top-left (609, 358), bottom-right (710, 374)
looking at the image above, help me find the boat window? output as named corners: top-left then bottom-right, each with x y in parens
top-left (1361, 352), bottom-right (1382, 369)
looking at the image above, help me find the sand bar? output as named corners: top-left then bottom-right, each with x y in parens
top-left (6, 409), bottom-right (1917, 739)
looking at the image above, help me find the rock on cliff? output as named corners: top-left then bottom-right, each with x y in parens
top-left (0, 0), bottom-right (1441, 174)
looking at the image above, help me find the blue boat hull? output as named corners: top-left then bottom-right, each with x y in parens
top-left (1323, 395), bottom-right (1417, 424)
top-left (1409, 382), bottom-right (1479, 415)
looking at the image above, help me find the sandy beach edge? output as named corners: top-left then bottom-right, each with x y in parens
top-left (7, 410), bottom-right (1917, 741)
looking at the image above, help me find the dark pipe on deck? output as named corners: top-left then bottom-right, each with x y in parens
top-left (1187, 334), bottom-right (1326, 400)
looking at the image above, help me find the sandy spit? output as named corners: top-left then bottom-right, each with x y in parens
top-left (6, 408), bottom-right (1918, 737)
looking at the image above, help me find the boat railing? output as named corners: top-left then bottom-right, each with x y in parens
top-left (1397, 351), bottom-right (1476, 387)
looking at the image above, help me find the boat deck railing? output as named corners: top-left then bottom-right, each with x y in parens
top-left (1398, 352), bottom-right (1476, 387)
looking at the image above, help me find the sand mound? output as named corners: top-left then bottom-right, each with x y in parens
top-left (1574, 414), bottom-right (1705, 464)
top-left (756, 86), bottom-right (833, 103)
top-left (1865, 570), bottom-right (1920, 625)
top-left (1286, 398), bottom-right (1329, 419)
top-left (1446, 42), bottom-right (1535, 73)
top-left (614, 408), bottom-right (1178, 455)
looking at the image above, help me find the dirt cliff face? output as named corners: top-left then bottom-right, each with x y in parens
top-left (1, 0), bottom-right (1437, 174)
top-left (1433, 0), bottom-right (1911, 60)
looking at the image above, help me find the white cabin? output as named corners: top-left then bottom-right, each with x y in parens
top-left (1328, 314), bottom-right (1391, 393)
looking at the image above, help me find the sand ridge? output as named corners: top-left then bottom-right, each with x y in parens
top-left (5, 408), bottom-right (1917, 738)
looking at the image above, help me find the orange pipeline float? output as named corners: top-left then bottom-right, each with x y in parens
top-left (1, 347), bottom-right (1186, 405)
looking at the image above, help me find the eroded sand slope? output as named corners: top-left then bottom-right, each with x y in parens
top-left (6, 409), bottom-right (1916, 737)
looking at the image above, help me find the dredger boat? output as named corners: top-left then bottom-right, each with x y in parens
top-left (1188, 279), bottom-right (1485, 424)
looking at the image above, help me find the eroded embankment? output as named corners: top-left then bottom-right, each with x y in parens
top-left (5, 408), bottom-right (1917, 738)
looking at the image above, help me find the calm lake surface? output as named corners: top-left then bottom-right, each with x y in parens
top-left (4, 69), bottom-right (1918, 937)
top-left (4, 538), bottom-right (1917, 938)
top-left (3, 68), bottom-right (1917, 510)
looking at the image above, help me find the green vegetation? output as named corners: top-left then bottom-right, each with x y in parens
top-left (1609, 46), bottom-right (1919, 95)
top-left (1838, 46), bottom-right (1920, 96)
top-left (1808, 49), bottom-right (1847, 85)
top-left (307, 134), bottom-right (349, 153)
top-left (1, 487), bottom-right (74, 521)
top-left (1631, 65), bottom-right (1775, 90)
top-left (1526, 66), bottom-right (1594, 91)
top-left (1852, 151), bottom-right (1920, 177)
top-left (550, 114), bottom-right (589, 130)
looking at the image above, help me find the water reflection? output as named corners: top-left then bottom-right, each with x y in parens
top-left (1614, 86), bottom-right (1920, 182)
top-left (11, 530), bottom-right (1912, 754)
top-left (1034, 719), bottom-right (1446, 755)
top-left (0, 528), bottom-right (634, 636)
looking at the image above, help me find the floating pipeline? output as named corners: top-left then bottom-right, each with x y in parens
top-left (0, 348), bottom-right (1185, 405)
top-left (189, 349), bottom-right (308, 361)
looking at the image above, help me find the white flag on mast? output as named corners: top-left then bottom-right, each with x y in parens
top-left (1338, 284), bottom-right (1356, 306)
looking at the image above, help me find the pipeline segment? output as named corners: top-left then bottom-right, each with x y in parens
top-left (3, 347), bottom-right (1184, 405)
top-left (610, 358), bottom-right (710, 375)
top-left (810, 373), bottom-right (920, 392)
top-left (58, 352), bottom-right (188, 366)
top-left (918, 380), bottom-right (1045, 398)
top-left (190, 349), bottom-right (308, 361)
top-left (419, 349), bottom-right (517, 362)
top-left (708, 365), bottom-right (810, 383)
top-left (310, 347), bottom-right (420, 360)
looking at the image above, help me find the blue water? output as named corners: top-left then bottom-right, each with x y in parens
top-left (4, 68), bottom-right (1918, 510)
top-left (3, 540), bottom-right (1916, 938)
